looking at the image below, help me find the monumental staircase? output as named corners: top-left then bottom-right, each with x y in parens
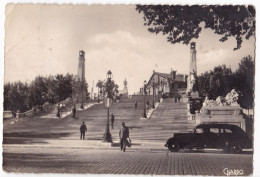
top-left (3, 98), bottom-right (196, 149)
top-left (66, 98), bottom-right (196, 146)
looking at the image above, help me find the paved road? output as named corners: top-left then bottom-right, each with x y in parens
top-left (3, 146), bottom-right (253, 176)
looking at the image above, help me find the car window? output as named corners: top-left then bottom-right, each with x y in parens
top-left (195, 128), bottom-right (203, 133)
top-left (224, 129), bottom-right (232, 133)
top-left (220, 128), bottom-right (225, 133)
top-left (210, 128), bottom-right (219, 133)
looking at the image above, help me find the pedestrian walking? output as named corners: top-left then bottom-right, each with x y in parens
top-left (119, 122), bottom-right (129, 152)
top-left (178, 95), bottom-right (181, 102)
top-left (111, 113), bottom-right (115, 129)
top-left (72, 105), bottom-right (76, 119)
top-left (134, 101), bottom-right (137, 110)
top-left (80, 122), bottom-right (87, 140)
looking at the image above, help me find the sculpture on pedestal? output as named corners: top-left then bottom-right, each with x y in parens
top-left (202, 89), bottom-right (240, 107)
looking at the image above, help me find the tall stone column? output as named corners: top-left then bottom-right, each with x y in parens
top-left (187, 42), bottom-right (197, 93)
top-left (186, 42), bottom-right (200, 120)
top-left (75, 50), bottom-right (86, 104)
top-left (78, 50), bottom-right (85, 82)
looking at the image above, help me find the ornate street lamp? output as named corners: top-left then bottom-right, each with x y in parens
top-left (152, 79), bottom-right (155, 109)
top-left (103, 70), bottom-right (113, 142)
top-left (143, 80), bottom-right (147, 118)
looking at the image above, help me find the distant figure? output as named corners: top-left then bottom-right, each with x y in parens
top-left (56, 106), bottom-right (61, 118)
top-left (111, 113), bottom-right (115, 129)
top-left (178, 95), bottom-right (181, 102)
top-left (72, 105), bottom-right (76, 119)
top-left (175, 97), bottom-right (177, 103)
top-left (119, 122), bottom-right (129, 152)
top-left (80, 122), bottom-right (87, 140)
top-left (134, 101), bottom-right (137, 110)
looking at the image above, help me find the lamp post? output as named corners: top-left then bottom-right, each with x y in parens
top-left (103, 70), bottom-right (113, 142)
top-left (152, 79), bottom-right (155, 109)
top-left (143, 80), bottom-right (147, 118)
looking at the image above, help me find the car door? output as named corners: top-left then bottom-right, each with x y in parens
top-left (205, 127), bottom-right (221, 148)
top-left (190, 127), bottom-right (206, 148)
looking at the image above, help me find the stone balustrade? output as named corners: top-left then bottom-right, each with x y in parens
top-left (3, 111), bottom-right (13, 119)
top-left (195, 105), bottom-right (246, 131)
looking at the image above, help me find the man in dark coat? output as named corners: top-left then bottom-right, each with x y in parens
top-left (134, 101), bottom-right (137, 110)
top-left (111, 113), bottom-right (115, 129)
top-left (80, 122), bottom-right (87, 140)
top-left (72, 105), bottom-right (76, 119)
top-left (119, 122), bottom-right (129, 152)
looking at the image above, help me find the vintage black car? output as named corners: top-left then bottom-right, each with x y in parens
top-left (165, 124), bottom-right (252, 153)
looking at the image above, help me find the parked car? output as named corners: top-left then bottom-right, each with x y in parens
top-left (165, 124), bottom-right (252, 153)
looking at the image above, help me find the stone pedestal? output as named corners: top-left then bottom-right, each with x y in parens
top-left (187, 92), bottom-right (202, 120)
top-left (16, 110), bottom-right (22, 118)
top-left (196, 106), bottom-right (246, 131)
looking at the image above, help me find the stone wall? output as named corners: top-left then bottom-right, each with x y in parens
top-left (196, 106), bottom-right (246, 131)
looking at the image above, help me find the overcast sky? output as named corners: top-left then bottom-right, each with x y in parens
top-left (4, 4), bottom-right (255, 94)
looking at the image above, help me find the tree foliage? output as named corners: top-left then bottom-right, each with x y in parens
top-left (197, 56), bottom-right (254, 109)
top-left (96, 80), bottom-right (104, 93)
top-left (4, 82), bottom-right (29, 116)
top-left (197, 65), bottom-right (233, 99)
top-left (136, 5), bottom-right (255, 50)
top-left (4, 73), bottom-right (89, 115)
top-left (233, 56), bottom-right (254, 109)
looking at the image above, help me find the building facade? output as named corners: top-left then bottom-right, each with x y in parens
top-left (145, 70), bottom-right (187, 99)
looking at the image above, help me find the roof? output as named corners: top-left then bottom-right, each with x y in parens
top-left (147, 71), bottom-right (187, 85)
top-left (154, 72), bottom-right (172, 80)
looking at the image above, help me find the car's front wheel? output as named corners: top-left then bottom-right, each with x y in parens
top-left (168, 142), bottom-right (180, 152)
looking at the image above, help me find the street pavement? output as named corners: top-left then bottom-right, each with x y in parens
top-left (3, 146), bottom-right (253, 175)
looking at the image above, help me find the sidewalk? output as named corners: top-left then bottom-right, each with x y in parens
top-left (3, 137), bottom-right (253, 153)
top-left (3, 137), bottom-right (167, 151)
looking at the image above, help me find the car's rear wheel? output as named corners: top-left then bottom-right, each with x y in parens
top-left (228, 144), bottom-right (242, 154)
top-left (168, 142), bottom-right (180, 152)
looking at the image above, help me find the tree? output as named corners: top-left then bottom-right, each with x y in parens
top-left (4, 82), bottom-right (11, 111)
top-left (136, 5), bottom-right (255, 50)
top-left (197, 65), bottom-right (233, 99)
top-left (27, 76), bottom-right (49, 109)
top-left (233, 56), bottom-right (254, 110)
top-left (5, 82), bottom-right (28, 116)
top-left (96, 80), bottom-right (104, 93)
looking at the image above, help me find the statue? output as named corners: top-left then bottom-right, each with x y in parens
top-left (202, 96), bottom-right (218, 107)
top-left (202, 89), bottom-right (240, 107)
top-left (187, 71), bottom-right (196, 94)
top-left (225, 89), bottom-right (239, 106)
top-left (216, 96), bottom-right (226, 106)
top-left (123, 78), bottom-right (128, 88)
